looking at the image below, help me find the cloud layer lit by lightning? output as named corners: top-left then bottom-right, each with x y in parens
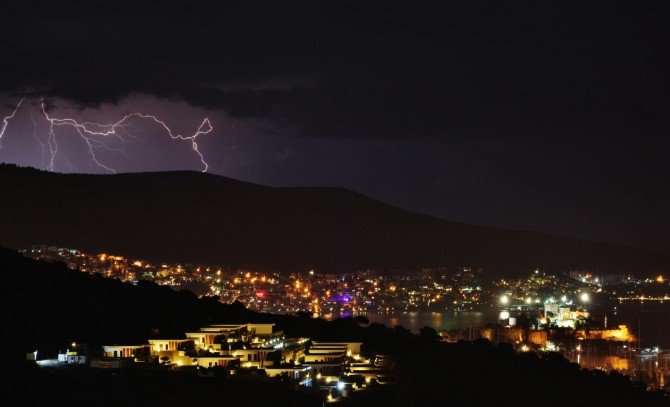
top-left (0, 97), bottom-right (213, 173)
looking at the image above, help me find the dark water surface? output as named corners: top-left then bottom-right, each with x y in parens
top-left (365, 302), bottom-right (670, 348)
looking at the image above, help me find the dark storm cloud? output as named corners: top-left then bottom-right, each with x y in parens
top-left (1, 0), bottom-right (669, 251)
top-left (3, 0), bottom-right (669, 139)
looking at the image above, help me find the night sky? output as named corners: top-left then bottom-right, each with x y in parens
top-left (1, 1), bottom-right (668, 250)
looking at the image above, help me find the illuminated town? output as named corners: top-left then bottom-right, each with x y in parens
top-left (23, 245), bottom-right (668, 316)
top-left (22, 245), bottom-right (489, 315)
top-left (21, 245), bottom-right (670, 392)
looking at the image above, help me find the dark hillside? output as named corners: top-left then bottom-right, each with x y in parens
top-left (1, 164), bottom-right (668, 277)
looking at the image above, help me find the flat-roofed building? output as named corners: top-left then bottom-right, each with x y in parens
top-left (311, 342), bottom-right (362, 355)
top-left (246, 323), bottom-right (275, 338)
top-left (185, 331), bottom-right (224, 347)
top-left (148, 339), bottom-right (193, 352)
top-left (304, 351), bottom-right (346, 363)
top-left (265, 365), bottom-right (312, 385)
top-left (229, 347), bottom-right (274, 368)
top-left (103, 345), bottom-right (150, 358)
top-left (201, 324), bottom-right (247, 334)
top-left (308, 347), bottom-right (348, 355)
top-left (195, 355), bottom-right (240, 368)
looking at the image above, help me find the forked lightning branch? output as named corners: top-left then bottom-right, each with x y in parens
top-left (0, 97), bottom-right (213, 173)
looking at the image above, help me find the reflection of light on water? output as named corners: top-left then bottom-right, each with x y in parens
top-left (362, 305), bottom-right (670, 346)
top-left (365, 311), bottom-right (491, 333)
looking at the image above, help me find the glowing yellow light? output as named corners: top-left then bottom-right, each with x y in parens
top-left (657, 275), bottom-right (665, 283)
top-left (500, 295), bottom-right (509, 305)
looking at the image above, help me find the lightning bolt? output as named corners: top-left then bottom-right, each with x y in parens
top-left (29, 108), bottom-right (47, 167)
top-left (0, 98), bottom-right (25, 149)
top-left (0, 97), bottom-right (213, 173)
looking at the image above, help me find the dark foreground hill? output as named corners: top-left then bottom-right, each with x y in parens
top-left (0, 164), bottom-right (668, 277)
top-left (3, 248), bottom-right (668, 406)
